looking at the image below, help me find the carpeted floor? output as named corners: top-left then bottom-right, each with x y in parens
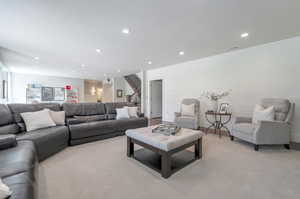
top-left (39, 134), bottom-right (300, 199)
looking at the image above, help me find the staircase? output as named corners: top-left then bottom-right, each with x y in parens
top-left (124, 74), bottom-right (141, 97)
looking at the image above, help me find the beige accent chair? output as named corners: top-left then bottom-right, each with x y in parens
top-left (174, 99), bottom-right (200, 130)
top-left (231, 98), bottom-right (294, 151)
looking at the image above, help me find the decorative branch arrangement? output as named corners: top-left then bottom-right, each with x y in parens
top-left (201, 90), bottom-right (231, 101)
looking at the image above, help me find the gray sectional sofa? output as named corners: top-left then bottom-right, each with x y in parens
top-left (0, 102), bottom-right (148, 199)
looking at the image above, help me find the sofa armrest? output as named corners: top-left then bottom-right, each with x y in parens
top-left (0, 134), bottom-right (17, 150)
top-left (255, 120), bottom-right (291, 144)
top-left (234, 116), bottom-right (252, 124)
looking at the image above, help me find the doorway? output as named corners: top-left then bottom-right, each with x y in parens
top-left (150, 80), bottom-right (163, 122)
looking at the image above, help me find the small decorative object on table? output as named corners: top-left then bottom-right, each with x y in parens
top-left (201, 90), bottom-right (231, 112)
top-left (152, 123), bottom-right (181, 136)
top-left (219, 103), bottom-right (229, 113)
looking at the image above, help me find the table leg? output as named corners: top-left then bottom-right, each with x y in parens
top-left (195, 138), bottom-right (202, 159)
top-left (127, 137), bottom-right (134, 157)
top-left (161, 153), bottom-right (171, 178)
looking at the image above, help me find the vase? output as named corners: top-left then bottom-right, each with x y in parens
top-left (211, 100), bottom-right (218, 112)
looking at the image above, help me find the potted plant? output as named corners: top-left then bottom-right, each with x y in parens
top-left (201, 90), bottom-right (231, 112)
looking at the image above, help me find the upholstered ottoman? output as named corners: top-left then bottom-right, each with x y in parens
top-left (126, 126), bottom-right (203, 178)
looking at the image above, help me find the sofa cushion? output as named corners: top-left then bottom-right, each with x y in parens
top-left (62, 103), bottom-right (106, 117)
top-left (0, 104), bottom-right (14, 127)
top-left (110, 117), bottom-right (148, 132)
top-left (74, 115), bottom-right (106, 122)
top-left (0, 141), bottom-right (36, 178)
top-left (175, 116), bottom-right (197, 129)
top-left (17, 126), bottom-right (69, 161)
top-left (0, 104), bottom-right (20, 135)
top-left (69, 120), bottom-right (117, 139)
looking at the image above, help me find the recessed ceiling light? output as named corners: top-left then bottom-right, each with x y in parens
top-left (122, 28), bottom-right (130, 34)
top-left (147, 61), bottom-right (152, 65)
top-left (117, 69), bottom-right (121, 73)
top-left (241, 33), bottom-right (249, 38)
top-left (96, 49), bottom-right (102, 53)
top-left (179, 51), bottom-right (185, 55)
top-left (34, 57), bottom-right (39, 60)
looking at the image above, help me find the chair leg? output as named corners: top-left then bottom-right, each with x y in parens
top-left (230, 135), bottom-right (234, 141)
top-left (254, 144), bottom-right (259, 151)
top-left (284, 144), bottom-right (290, 150)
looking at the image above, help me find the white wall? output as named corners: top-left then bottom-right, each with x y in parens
top-left (10, 72), bottom-right (85, 103)
top-left (146, 36), bottom-right (300, 142)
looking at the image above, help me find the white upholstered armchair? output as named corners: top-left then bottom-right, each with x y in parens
top-left (174, 99), bottom-right (200, 130)
top-left (231, 98), bottom-right (295, 151)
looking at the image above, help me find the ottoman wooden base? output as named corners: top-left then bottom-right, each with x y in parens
top-left (127, 137), bottom-right (202, 178)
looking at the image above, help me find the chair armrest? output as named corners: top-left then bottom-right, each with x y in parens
top-left (174, 112), bottom-right (181, 118)
top-left (0, 134), bottom-right (17, 150)
top-left (234, 116), bottom-right (252, 124)
top-left (255, 120), bottom-right (291, 144)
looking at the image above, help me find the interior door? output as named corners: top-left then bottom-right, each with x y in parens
top-left (150, 80), bottom-right (162, 118)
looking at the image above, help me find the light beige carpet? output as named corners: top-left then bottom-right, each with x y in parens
top-left (39, 134), bottom-right (300, 199)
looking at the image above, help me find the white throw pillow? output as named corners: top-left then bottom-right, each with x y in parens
top-left (252, 104), bottom-right (275, 124)
top-left (116, 108), bottom-right (130, 120)
top-left (0, 178), bottom-right (12, 199)
top-left (20, 109), bottom-right (56, 132)
top-left (125, 106), bottom-right (138, 118)
top-left (181, 104), bottom-right (195, 117)
top-left (44, 109), bottom-right (66, 125)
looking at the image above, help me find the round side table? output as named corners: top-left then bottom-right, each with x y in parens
top-left (205, 111), bottom-right (232, 138)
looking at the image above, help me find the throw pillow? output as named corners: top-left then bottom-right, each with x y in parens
top-left (20, 109), bottom-right (56, 132)
top-left (252, 104), bottom-right (275, 124)
top-left (44, 109), bottom-right (65, 125)
top-left (0, 178), bottom-right (11, 199)
top-left (125, 106), bottom-right (138, 118)
top-left (181, 104), bottom-right (195, 117)
top-left (116, 108), bottom-right (130, 120)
